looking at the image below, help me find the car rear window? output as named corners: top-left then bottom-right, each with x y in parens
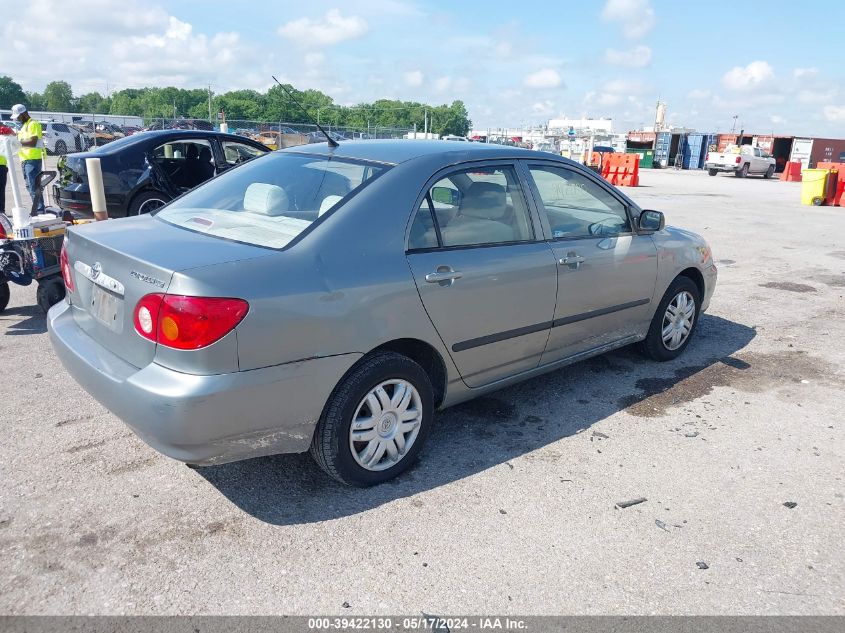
top-left (156, 153), bottom-right (389, 249)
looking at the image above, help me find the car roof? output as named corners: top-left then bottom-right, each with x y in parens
top-left (282, 138), bottom-right (553, 165)
top-left (80, 129), bottom-right (268, 155)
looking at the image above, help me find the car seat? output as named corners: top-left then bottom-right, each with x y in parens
top-left (440, 181), bottom-right (515, 245)
top-left (244, 183), bottom-right (290, 216)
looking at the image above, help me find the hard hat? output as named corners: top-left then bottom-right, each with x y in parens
top-left (10, 104), bottom-right (27, 118)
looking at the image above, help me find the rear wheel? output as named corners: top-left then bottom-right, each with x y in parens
top-left (310, 352), bottom-right (434, 486)
top-left (0, 281), bottom-right (9, 313)
top-left (36, 278), bottom-right (65, 313)
top-left (708, 169), bottom-right (718, 176)
top-left (735, 164), bottom-right (749, 178)
top-left (764, 165), bottom-right (775, 179)
top-left (128, 190), bottom-right (169, 216)
top-left (641, 276), bottom-right (701, 361)
top-left (55, 140), bottom-right (67, 155)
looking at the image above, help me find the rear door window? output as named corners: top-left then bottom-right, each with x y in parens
top-left (408, 165), bottom-right (534, 249)
top-left (221, 141), bottom-right (265, 166)
top-left (152, 139), bottom-right (215, 190)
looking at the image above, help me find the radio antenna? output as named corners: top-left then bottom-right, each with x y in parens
top-left (272, 75), bottom-right (338, 148)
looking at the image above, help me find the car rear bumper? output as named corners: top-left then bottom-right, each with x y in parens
top-left (47, 299), bottom-right (361, 466)
top-left (704, 163), bottom-right (740, 172)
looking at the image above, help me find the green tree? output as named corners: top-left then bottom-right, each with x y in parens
top-left (76, 91), bottom-right (111, 114)
top-left (25, 91), bottom-right (46, 111)
top-left (44, 80), bottom-right (74, 111)
top-left (0, 76), bottom-right (26, 108)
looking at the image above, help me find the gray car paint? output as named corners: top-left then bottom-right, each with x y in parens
top-left (48, 140), bottom-right (716, 466)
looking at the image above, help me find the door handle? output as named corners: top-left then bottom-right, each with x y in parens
top-left (559, 255), bottom-right (585, 266)
top-left (425, 268), bottom-right (463, 284)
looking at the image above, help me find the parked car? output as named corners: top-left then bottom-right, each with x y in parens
top-left (49, 140), bottom-right (717, 486)
top-left (41, 122), bottom-right (85, 155)
top-left (442, 135), bottom-right (469, 142)
top-left (55, 129), bottom-right (269, 217)
top-left (705, 144), bottom-right (776, 178)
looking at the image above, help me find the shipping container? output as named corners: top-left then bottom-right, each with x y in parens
top-left (654, 132), bottom-right (671, 168)
top-left (754, 135), bottom-right (774, 155)
top-left (790, 138), bottom-right (814, 169)
top-left (627, 131), bottom-right (656, 144)
top-left (682, 133), bottom-right (708, 169)
top-left (717, 133), bottom-right (739, 152)
top-left (771, 136), bottom-right (794, 172)
top-left (810, 138), bottom-right (845, 167)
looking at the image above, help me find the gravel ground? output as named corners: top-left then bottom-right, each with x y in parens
top-left (1, 165), bottom-right (843, 615)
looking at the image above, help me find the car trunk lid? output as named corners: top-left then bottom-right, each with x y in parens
top-left (64, 215), bottom-right (273, 369)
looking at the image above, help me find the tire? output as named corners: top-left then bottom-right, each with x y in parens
top-left (36, 278), bottom-right (65, 313)
top-left (0, 281), bottom-right (9, 314)
top-left (55, 140), bottom-right (67, 155)
top-left (640, 276), bottom-right (701, 362)
top-left (708, 169), bottom-right (718, 176)
top-left (812, 197), bottom-right (823, 206)
top-left (310, 351), bottom-right (434, 486)
top-left (735, 164), bottom-right (749, 178)
top-left (764, 165), bottom-right (775, 179)
top-left (128, 190), bottom-right (169, 216)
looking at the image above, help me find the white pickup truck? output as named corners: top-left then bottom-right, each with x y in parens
top-left (705, 144), bottom-right (776, 178)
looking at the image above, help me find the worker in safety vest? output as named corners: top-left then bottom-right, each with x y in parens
top-left (11, 104), bottom-right (45, 215)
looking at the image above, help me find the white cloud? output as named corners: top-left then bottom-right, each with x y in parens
top-left (601, 0), bottom-right (656, 39)
top-left (769, 115), bottom-right (785, 124)
top-left (824, 105), bottom-right (845, 122)
top-left (304, 52), bottom-right (325, 67)
top-left (797, 89), bottom-right (835, 104)
top-left (404, 70), bottom-right (424, 87)
top-left (278, 9), bottom-right (368, 47)
top-left (434, 76), bottom-right (452, 92)
top-left (532, 100), bottom-right (555, 115)
top-left (524, 68), bottom-right (562, 89)
top-left (604, 45), bottom-right (651, 67)
top-left (722, 61), bottom-right (775, 91)
top-left (793, 67), bottom-right (818, 78)
top-left (688, 89), bottom-right (711, 99)
top-left (603, 78), bottom-right (647, 94)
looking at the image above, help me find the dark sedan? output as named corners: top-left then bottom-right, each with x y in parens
top-left (56, 130), bottom-right (269, 217)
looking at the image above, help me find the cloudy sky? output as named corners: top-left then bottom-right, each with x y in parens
top-left (1, 0), bottom-right (843, 135)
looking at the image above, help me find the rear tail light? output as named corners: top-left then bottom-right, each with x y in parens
top-left (133, 294), bottom-right (249, 350)
top-left (60, 242), bottom-right (74, 291)
top-left (735, 156), bottom-right (742, 164)
top-left (705, 153), bottom-right (710, 162)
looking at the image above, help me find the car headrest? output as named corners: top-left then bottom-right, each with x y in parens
top-left (199, 146), bottom-right (212, 162)
top-left (244, 183), bottom-right (289, 216)
top-left (318, 195), bottom-right (343, 217)
top-left (186, 145), bottom-right (199, 160)
top-left (459, 181), bottom-right (507, 220)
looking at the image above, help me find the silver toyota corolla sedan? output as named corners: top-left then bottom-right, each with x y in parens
top-left (48, 140), bottom-right (716, 486)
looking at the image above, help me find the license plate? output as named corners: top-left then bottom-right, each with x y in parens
top-left (90, 284), bottom-right (120, 329)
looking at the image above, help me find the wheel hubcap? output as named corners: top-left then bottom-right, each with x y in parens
top-left (138, 198), bottom-right (165, 215)
top-left (661, 290), bottom-right (696, 351)
top-left (349, 379), bottom-right (423, 472)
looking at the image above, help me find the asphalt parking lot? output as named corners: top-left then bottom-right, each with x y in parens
top-left (1, 165), bottom-right (843, 615)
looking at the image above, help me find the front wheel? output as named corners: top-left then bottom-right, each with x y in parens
top-left (708, 169), bottom-right (718, 176)
top-left (764, 165), bottom-right (775, 179)
top-left (55, 140), bottom-right (67, 155)
top-left (735, 164), bottom-right (749, 178)
top-left (640, 277), bottom-right (701, 361)
top-left (310, 352), bottom-right (434, 486)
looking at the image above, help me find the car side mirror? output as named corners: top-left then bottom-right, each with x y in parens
top-left (639, 209), bottom-right (665, 232)
top-left (431, 186), bottom-right (460, 206)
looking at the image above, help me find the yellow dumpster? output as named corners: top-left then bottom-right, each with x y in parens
top-left (801, 169), bottom-right (829, 206)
